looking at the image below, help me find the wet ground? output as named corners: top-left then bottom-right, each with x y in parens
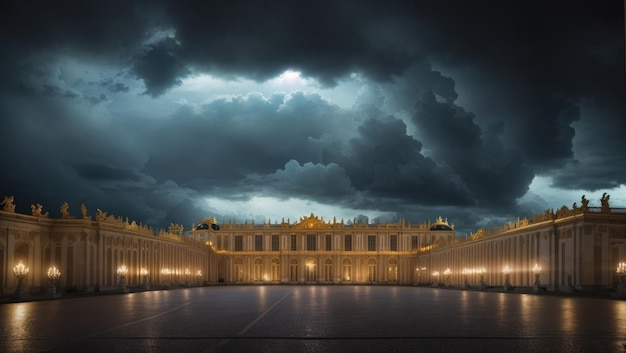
top-left (1, 285), bottom-right (625, 353)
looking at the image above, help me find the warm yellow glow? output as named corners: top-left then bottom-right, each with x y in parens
top-left (117, 265), bottom-right (128, 276)
top-left (196, 270), bottom-right (202, 276)
top-left (47, 266), bottom-right (61, 280)
top-left (140, 268), bottom-right (148, 276)
top-left (432, 271), bottom-right (440, 277)
top-left (443, 268), bottom-right (451, 276)
top-left (617, 262), bottom-right (626, 275)
top-left (161, 268), bottom-right (171, 275)
top-left (503, 265), bottom-right (511, 274)
top-left (13, 260), bottom-right (29, 278)
top-left (532, 263), bottom-right (542, 275)
top-left (461, 267), bottom-right (485, 275)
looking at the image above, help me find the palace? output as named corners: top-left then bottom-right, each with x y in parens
top-left (1, 194), bottom-right (625, 297)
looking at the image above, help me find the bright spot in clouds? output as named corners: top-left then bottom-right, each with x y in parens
top-left (204, 196), bottom-right (394, 224)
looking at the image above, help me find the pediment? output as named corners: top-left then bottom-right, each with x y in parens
top-left (291, 213), bottom-right (333, 230)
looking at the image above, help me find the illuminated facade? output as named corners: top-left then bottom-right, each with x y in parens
top-left (418, 195), bottom-right (626, 292)
top-left (0, 197), bottom-right (216, 295)
top-left (1, 194), bottom-right (625, 296)
top-left (192, 213), bottom-right (455, 284)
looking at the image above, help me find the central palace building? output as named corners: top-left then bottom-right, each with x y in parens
top-left (1, 194), bottom-right (625, 296)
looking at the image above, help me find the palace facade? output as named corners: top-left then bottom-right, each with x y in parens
top-left (1, 194), bottom-right (625, 296)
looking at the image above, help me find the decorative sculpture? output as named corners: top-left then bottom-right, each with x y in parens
top-left (1, 196), bottom-right (16, 212)
top-left (60, 202), bottom-right (74, 219)
top-left (31, 203), bottom-right (49, 217)
top-left (601, 193), bottom-right (610, 213)
top-left (581, 195), bottom-right (589, 212)
top-left (81, 203), bottom-right (89, 219)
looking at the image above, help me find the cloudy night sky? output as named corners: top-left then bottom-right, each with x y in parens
top-left (0, 1), bottom-right (624, 235)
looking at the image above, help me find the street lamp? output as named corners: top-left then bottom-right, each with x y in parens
top-left (532, 263), bottom-right (542, 292)
top-left (13, 260), bottom-right (29, 298)
top-left (616, 262), bottom-right (625, 293)
top-left (479, 267), bottom-right (487, 290)
top-left (432, 271), bottom-right (440, 287)
top-left (161, 268), bottom-right (171, 287)
top-left (503, 265), bottom-right (513, 291)
top-left (443, 268), bottom-right (452, 287)
top-left (140, 268), bottom-right (149, 290)
top-left (185, 268), bottom-right (190, 286)
top-left (47, 266), bottom-right (61, 298)
top-left (462, 268), bottom-right (469, 289)
top-left (117, 265), bottom-right (129, 292)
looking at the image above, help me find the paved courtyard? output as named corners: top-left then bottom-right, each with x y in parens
top-left (1, 285), bottom-right (625, 353)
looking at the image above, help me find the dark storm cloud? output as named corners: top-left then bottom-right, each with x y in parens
top-left (133, 38), bottom-right (190, 97)
top-left (245, 160), bottom-right (356, 202)
top-left (164, 0), bottom-right (420, 85)
top-left (413, 92), bottom-right (534, 209)
top-left (0, 0), bottom-right (623, 234)
top-left (142, 91), bottom-right (345, 184)
top-left (326, 116), bottom-right (472, 206)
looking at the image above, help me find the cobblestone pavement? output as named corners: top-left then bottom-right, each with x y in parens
top-left (1, 285), bottom-right (625, 353)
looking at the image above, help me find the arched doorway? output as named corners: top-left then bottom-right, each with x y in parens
top-left (305, 258), bottom-right (317, 282)
top-left (342, 258), bottom-right (352, 282)
top-left (388, 258), bottom-right (398, 282)
top-left (289, 259), bottom-right (298, 282)
top-left (234, 258), bottom-right (244, 282)
top-left (254, 258), bottom-right (263, 281)
top-left (271, 258), bottom-right (280, 282)
top-left (323, 259), bottom-right (332, 283)
top-left (368, 258), bottom-right (377, 283)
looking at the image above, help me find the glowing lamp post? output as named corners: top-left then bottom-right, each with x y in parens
top-left (47, 266), bottom-right (61, 297)
top-left (184, 268), bottom-right (190, 286)
top-left (479, 267), bottom-right (487, 290)
top-left (532, 263), bottom-right (542, 292)
top-left (117, 265), bottom-right (129, 292)
top-left (462, 268), bottom-right (469, 289)
top-left (140, 268), bottom-right (149, 290)
top-left (443, 268), bottom-right (452, 287)
top-left (616, 262), bottom-right (626, 293)
top-left (432, 271), bottom-right (440, 287)
top-left (503, 265), bottom-right (513, 291)
top-left (196, 270), bottom-right (203, 285)
top-left (161, 268), bottom-right (171, 288)
top-left (13, 260), bottom-right (29, 298)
